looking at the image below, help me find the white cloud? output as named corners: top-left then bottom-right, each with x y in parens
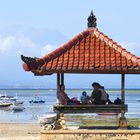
top-left (0, 35), bottom-right (58, 59)
top-left (41, 44), bottom-right (56, 56)
top-left (119, 41), bottom-right (140, 57)
top-left (0, 35), bottom-right (39, 57)
top-left (0, 24), bottom-right (67, 61)
top-left (0, 36), bottom-right (15, 53)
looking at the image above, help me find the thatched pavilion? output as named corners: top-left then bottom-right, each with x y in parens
top-left (21, 11), bottom-right (140, 129)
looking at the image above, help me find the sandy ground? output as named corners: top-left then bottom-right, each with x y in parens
top-left (0, 123), bottom-right (40, 140)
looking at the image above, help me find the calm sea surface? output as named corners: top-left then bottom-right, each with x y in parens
top-left (0, 89), bottom-right (140, 123)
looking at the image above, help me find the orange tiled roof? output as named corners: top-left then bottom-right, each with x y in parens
top-left (21, 27), bottom-right (140, 75)
top-left (21, 13), bottom-right (140, 75)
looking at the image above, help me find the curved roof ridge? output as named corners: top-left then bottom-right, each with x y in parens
top-left (94, 29), bottom-right (140, 65)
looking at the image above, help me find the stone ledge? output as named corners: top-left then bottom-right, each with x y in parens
top-left (41, 130), bottom-right (140, 140)
top-left (41, 129), bottom-right (140, 134)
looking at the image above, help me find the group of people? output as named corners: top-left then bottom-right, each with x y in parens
top-left (59, 82), bottom-right (121, 105)
top-left (80, 82), bottom-right (112, 105)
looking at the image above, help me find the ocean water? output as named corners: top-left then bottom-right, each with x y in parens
top-left (0, 89), bottom-right (140, 123)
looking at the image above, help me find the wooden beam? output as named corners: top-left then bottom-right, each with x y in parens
top-left (54, 105), bottom-right (128, 114)
top-left (33, 69), bottom-right (140, 75)
top-left (61, 73), bottom-right (64, 85)
top-left (57, 74), bottom-right (60, 104)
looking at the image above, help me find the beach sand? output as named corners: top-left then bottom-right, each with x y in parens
top-left (0, 123), bottom-right (40, 140)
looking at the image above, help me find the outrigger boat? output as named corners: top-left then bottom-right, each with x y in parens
top-left (137, 99), bottom-right (140, 102)
top-left (0, 102), bottom-right (12, 107)
top-left (11, 105), bottom-right (25, 112)
top-left (0, 93), bottom-right (17, 101)
top-left (29, 100), bottom-right (45, 103)
top-left (14, 100), bottom-right (24, 105)
top-left (29, 94), bottom-right (45, 103)
top-left (0, 93), bottom-right (24, 105)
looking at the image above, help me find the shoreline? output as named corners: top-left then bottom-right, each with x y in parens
top-left (0, 117), bottom-right (140, 140)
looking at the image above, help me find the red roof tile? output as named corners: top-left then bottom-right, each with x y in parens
top-left (21, 27), bottom-right (140, 75)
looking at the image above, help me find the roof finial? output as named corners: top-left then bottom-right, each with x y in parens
top-left (87, 11), bottom-right (97, 28)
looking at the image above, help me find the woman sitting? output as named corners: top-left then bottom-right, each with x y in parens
top-left (59, 84), bottom-right (70, 105)
top-left (91, 82), bottom-right (107, 105)
top-left (59, 84), bottom-right (80, 105)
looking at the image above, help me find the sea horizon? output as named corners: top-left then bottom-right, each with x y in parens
top-left (0, 88), bottom-right (140, 90)
top-left (0, 88), bottom-right (140, 93)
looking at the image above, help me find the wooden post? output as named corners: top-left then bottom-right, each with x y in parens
top-left (55, 73), bottom-right (61, 129)
top-left (119, 74), bottom-right (127, 129)
top-left (121, 74), bottom-right (125, 105)
top-left (57, 73), bottom-right (60, 104)
top-left (55, 73), bottom-right (66, 129)
top-left (121, 74), bottom-right (125, 118)
top-left (61, 73), bottom-right (64, 85)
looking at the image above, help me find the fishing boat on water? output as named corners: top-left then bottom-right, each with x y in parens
top-left (14, 100), bottom-right (24, 105)
top-left (29, 93), bottom-right (45, 104)
top-left (0, 102), bottom-right (12, 107)
top-left (0, 93), bottom-right (24, 105)
top-left (29, 100), bottom-right (45, 103)
top-left (0, 93), bottom-right (17, 101)
top-left (10, 105), bottom-right (25, 112)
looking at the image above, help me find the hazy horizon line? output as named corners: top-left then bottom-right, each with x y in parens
top-left (0, 88), bottom-right (140, 90)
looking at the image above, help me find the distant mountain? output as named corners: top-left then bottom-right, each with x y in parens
top-left (0, 24), bottom-right (68, 46)
top-left (0, 24), bottom-right (68, 88)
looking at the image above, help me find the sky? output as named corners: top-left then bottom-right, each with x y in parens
top-left (0, 0), bottom-right (140, 89)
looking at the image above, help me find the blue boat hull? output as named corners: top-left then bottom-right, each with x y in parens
top-left (29, 100), bottom-right (45, 103)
